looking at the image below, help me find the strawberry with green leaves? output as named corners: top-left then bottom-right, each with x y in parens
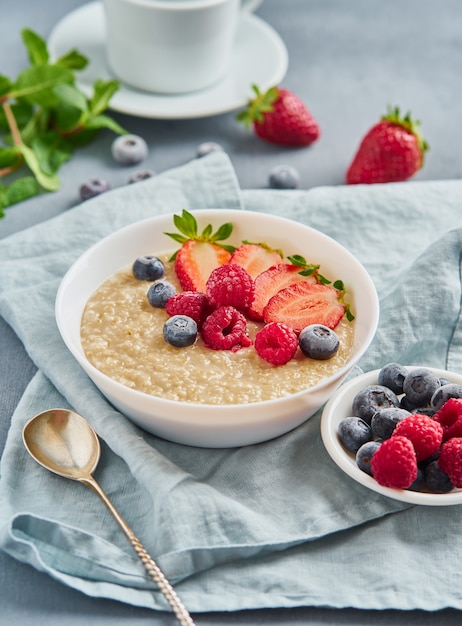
top-left (346, 106), bottom-right (429, 184)
top-left (165, 210), bottom-right (235, 293)
top-left (237, 85), bottom-right (320, 147)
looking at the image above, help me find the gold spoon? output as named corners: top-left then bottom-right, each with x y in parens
top-left (22, 408), bottom-right (196, 626)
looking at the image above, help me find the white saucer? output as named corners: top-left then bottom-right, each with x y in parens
top-left (48, 1), bottom-right (288, 119)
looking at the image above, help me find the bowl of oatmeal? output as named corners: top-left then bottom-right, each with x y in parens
top-left (55, 209), bottom-right (379, 447)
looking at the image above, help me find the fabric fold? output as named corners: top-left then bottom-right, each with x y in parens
top-left (2, 154), bottom-right (462, 612)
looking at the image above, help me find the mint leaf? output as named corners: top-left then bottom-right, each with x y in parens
top-left (0, 74), bottom-right (12, 98)
top-left (31, 131), bottom-right (72, 176)
top-left (54, 49), bottom-right (88, 71)
top-left (0, 146), bottom-right (20, 169)
top-left (0, 102), bottom-right (34, 133)
top-left (90, 79), bottom-right (120, 116)
top-left (287, 254), bottom-right (307, 266)
top-left (84, 113), bottom-right (126, 134)
top-left (18, 143), bottom-right (60, 191)
top-left (54, 103), bottom-right (84, 133)
top-left (5, 176), bottom-right (39, 205)
top-left (62, 128), bottom-right (99, 148)
top-left (12, 65), bottom-right (74, 107)
top-left (53, 83), bottom-right (88, 113)
top-left (21, 29), bottom-right (49, 66)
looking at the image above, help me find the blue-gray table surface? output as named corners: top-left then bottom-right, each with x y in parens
top-left (1, 1), bottom-right (461, 624)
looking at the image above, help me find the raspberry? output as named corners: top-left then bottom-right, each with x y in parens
top-left (392, 413), bottom-right (443, 461)
top-left (201, 306), bottom-right (252, 351)
top-left (371, 436), bottom-right (418, 489)
top-left (206, 264), bottom-right (255, 311)
top-left (438, 438), bottom-right (462, 487)
top-left (254, 322), bottom-right (298, 365)
top-left (165, 291), bottom-right (210, 328)
top-left (433, 398), bottom-right (462, 441)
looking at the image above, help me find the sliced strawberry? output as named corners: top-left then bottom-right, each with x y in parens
top-left (263, 282), bottom-right (345, 333)
top-left (249, 264), bottom-right (317, 320)
top-left (229, 243), bottom-right (283, 279)
top-left (166, 209), bottom-right (234, 292)
top-left (175, 240), bottom-right (231, 292)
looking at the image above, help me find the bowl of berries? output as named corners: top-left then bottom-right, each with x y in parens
top-left (321, 363), bottom-right (462, 505)
top-left (56, 208), bottom-right (379, 447)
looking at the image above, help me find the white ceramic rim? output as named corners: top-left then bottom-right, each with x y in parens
top-left (321, 366), bottom-right (462, 506)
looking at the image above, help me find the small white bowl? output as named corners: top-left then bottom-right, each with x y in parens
top-left (321, 366), bottom-right (462, 505)
top-left (56, 209), bottom-right (379, 448)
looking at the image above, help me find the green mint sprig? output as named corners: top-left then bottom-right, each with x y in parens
top-left (288, 254), bottom-right (355, 321)
top-left (0, 28), bottom-right (127, 217)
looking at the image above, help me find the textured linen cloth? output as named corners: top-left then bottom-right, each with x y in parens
top-left (1, 152), bottom-right (462, 612)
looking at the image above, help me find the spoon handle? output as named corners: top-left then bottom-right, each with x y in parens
top-left (82, 476), bottom-right (196, 626)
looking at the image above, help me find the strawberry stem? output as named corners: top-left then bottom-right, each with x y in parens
top-left (164, 209), bottom-right (235, 251)
top-left (236, 84), bottom-right (279, 127)
top-left (382, 105), bottom-right (429, 161)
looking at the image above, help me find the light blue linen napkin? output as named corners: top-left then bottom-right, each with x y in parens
top-left (1, 152), bottom-right (462, 612)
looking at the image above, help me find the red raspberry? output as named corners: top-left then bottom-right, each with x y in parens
top-left (433, 398), bottom-right (462, 441)
top-left (392, 413), bottom-right (443, 461)
top-left (371, 436), bottom-right (418, 489)
top-left (201, 306), bottom-right (252, 351)
top-left (254, 322), bottom-right (298, 365)
top-left (165, 291), bottom-right (211, 328)
top-left (438, 437), bottom-right (462, 487)
top-left (206, 264), bottom-right (255, 311)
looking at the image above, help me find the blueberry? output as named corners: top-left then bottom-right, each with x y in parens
top-left (79, 177), bottom-right (110, 201)
top-left (356, 440), bottom-right (381, 475)
top-left (195, 142), bottom-right (224, 158)
top-left (338, 416), bottom-right (372, 452)
top-left (352, 385), bottom-right (400, 425)
top-left (111, 134), bottom-right (148, 165)
top-left (371, 407), bottom-right (410, 439)
top-left (299, 324), bottom-right (339, 360)
top-left (431, 383), bottom-right (462, 411)
top-left (407, 467), bottom-right (426, 492)
top-left (402, 368), bottom-right (440, 408)
top-left (163, 315), bottom-right (197, 347)
top-left (424, 460), bottom-right (454, 493)
top-left (378, 363), bottom-right (408, 395)
top-left (268, 164), bottom-right (300, 189)
top-left (132, 255), bottom-right (165, 281)
top-left (147, 280), bottom-right (176, 308)
top-left (128, 169), bottom-right (155, 184)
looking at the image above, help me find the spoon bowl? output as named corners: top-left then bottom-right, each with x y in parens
top-left (22, 408), bottom-right (195, 626)
top-left (23, 409), bottom-right (100, 480)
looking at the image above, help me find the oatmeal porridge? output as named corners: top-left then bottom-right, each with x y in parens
top-left (80, 252), bottom-right (355, 405)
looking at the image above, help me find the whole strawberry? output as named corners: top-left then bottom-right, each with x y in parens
top-left (237, 85), bottom-right (320, 146)
top-left (346, 106), bottom-right (429, 184)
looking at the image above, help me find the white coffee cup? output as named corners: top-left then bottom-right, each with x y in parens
top-left (103, 0), bottom-right (263, 94)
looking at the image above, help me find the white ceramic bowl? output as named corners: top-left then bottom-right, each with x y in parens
top-left (321, 366), bottom-right (462, 506)
top-left (56, 209), bottom-right (379, 448)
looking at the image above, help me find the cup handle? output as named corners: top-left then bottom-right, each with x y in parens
top-left (241, 0), bottom-right (263, 12)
